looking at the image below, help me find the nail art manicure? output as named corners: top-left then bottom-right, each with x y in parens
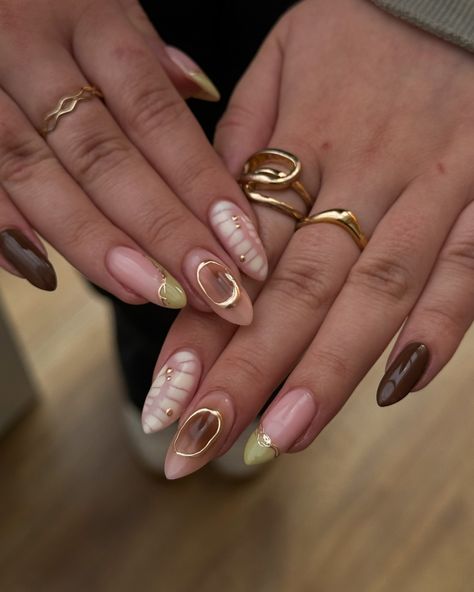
top-left (164, 45), bottom-right (220, 102)
top-left (0, 229), bottom-right (57, 291)
top-left (377, 342), bottom-right (430, 407)
top-left (183, 248), bottom-right (253, 325)
top-left (244, 388), bottom-right (317, 466)
top-left (164, 392), bottom-right (235, 479)
top-left (209, 200), bottom-right (268, 281)
top-left (142, 350), bottom-right (201, 434)
top-left (106, 246), bottom-right (186, 309)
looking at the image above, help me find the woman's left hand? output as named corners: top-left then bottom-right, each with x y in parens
top-left (142, 0), bottom-right (474, 478)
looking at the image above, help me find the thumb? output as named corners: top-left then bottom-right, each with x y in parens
top-left (119, 0), bottom-right (220, 102)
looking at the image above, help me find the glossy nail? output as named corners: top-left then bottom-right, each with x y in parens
top-left (106, 246), bottom-right (186, 309)
top-left (209, 200), bottom-right (268, 281)
top-left (142, 350), bottom-right (202, 434)
top-left (165, 392), bottom-right (235, 479)
top-left (183, 248), bottom-right (253, 325)
top-left (0, 229), bottom-right (57, 291)
top-left (377, 342), bottom-right (430, 407)
top-left (244, 388), bottom-right (317, 466)
top-left (164, 45), bottom-right (220, 102)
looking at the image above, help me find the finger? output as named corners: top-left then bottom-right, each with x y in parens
top-left (119, 0), bottom-right (220, 102)
top-left (0, 190), bottom-right (56, 290)
top-left (73, 5), bottom-right (266, 279)
top-left (258, 169), bottom-right (468, 460)
top-left (376, 199), bottom-right (474, 406)
top-left (1, 44), bottom-right (256, 323)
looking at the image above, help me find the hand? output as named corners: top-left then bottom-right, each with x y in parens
top-left (0, 0), bottom-right (269, 325)
top-left (140, 0), bottom-right (474, 476)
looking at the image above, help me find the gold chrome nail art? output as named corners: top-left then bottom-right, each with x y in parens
top-left (173, 408), bottom-right (223, 457)
top-left (196, 260), bottom-right (240, 309)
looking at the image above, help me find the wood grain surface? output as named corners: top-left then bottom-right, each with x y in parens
top-left (0, 251), bottom-right (473, 592)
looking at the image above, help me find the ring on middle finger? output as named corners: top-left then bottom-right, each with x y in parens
top-left (238, 148), bottom-right (315, 222)
top-left (297, 208), bottom-right (368, 251)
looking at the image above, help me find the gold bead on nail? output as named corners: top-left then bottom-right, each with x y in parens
top-left (166, 408), bottom-right (173, 417)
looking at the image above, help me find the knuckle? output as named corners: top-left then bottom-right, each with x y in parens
top-left (68, 128), bottom-right (132, 182)
top-left (175, 152), bottom-right (219, 197)
top-left (216, 102), bottom-right (259, 137)
top-left (312, 348), bottom-right (350, 383)
top-left (0, 131), bottom-right (54, 185)
top-left (418, 299), bottom-right (466, 333)
top-left (57, 212), bottom-right (102, 252)
top-left (134, 201), bottom-right (186, 246)
top-left (225, 351), bottom-right (267, 385)
top-left (442, 235), bottom-right (474, 273)
top-left (349, 254), bottom-right (412, 302)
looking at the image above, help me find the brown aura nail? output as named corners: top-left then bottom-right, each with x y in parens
top-left (0, 229), bottom-right (57, 291)
top-left (173, 408), bottom-right (223, 457)
top-left (377, 343), bottom-right (430, 407)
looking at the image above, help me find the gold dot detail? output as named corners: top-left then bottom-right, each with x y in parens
top-left (235, 223), bottom-right (241, 229)
top-left (166, 368), bottom-right (173, 374)
top-left (231, 215), bottom-right (239, 221)
top-left (166, 408), bottom-right (173, 417)
top-left (240, 255), bottom-right (246, 262)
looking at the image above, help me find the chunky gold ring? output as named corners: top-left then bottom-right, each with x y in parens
top-left (40, 85), bottom-right (104, 137)
top-left (297, 209), bottom-right (368, 251)
top-left (239, 148), bottom-right (315, 222)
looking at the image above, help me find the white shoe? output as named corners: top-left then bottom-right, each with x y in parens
top-left (122, 401), bottom-right (264, 479)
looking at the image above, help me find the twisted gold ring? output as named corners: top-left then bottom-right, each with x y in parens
top-left (239, 149), bottom-right (315, 222)
top-left (41, 85), bottom-right (104, 137)
top-left (297, 209), bottom-right (368, 251)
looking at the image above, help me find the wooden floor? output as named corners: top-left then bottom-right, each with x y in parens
top-left (0, 251), bottom-right (473, 592)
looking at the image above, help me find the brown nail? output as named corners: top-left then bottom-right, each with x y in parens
top-left (377, 343), bottom-right (430, 407)
top-left (173, 408), bottom-right (223, 457)
top-left (0, 229), bottom-right (57, 291)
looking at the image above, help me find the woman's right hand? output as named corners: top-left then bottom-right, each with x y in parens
top-left (0, 0), bottom-right (268, 325)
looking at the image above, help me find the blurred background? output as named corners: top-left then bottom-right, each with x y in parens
top-left (0, 250), bottom-right (473, 592)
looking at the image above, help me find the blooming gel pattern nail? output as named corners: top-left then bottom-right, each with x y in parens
top-left (210, 201), bottom-right (268, 281)
top-left (142, 350), bottom-right (202, 434)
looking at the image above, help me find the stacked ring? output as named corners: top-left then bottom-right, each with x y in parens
top-left (239, 149), bottom-right (315, 221)
top-left (297, 209), bottom-right (368, 251)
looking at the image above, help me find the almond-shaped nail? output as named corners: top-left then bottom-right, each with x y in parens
top-left (377, 342), bottom-right (430, 407)
top-left (164, 45), bottom-right (220, 102)
top-left (244, 388), bottom-right (317, 466)
top-left (142, 350), bottom-right (202, 433)
top-left (0, 229), bottom-right (57, 291)
top-left (209, 200), bottom-right (268, 281)
top-left (183, 248), bottom-right (253, 325)
top-left (164, 392), bottom-right (235, 480)
top-left (106, 246), bottom-right (186, 309)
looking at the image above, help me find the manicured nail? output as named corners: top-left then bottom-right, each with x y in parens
top-left (209, 200), bottom-right (268, 281)
top-left (377, 342), bottom-right (430, 407)
top-left (183, 248), bottom-right (253, 325)
top-left (106, 246), bottom-right (186, 309)
top-left (142, 350), bottom-right (201, 434)
top-left (164, 392), bottom-right (235, 479)
top-left (244, 388), bottom-right (316, 466)
top-left (0, 228), bottom-right (57, 291)
top-left (164, 45), bottom-right (220, 102)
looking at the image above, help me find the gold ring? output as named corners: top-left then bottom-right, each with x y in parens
top-left (239, 148), bottom-right (315, 222)
top-left (40, 85), bottom-right (104, 137)
top-left (297, 209), bottom-right (368, 251)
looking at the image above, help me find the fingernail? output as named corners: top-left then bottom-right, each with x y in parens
top-left (0, 229), bottom-right (57, 291)
top-left (165, 392), bottom-right (235, 479)
top-left (209, 200), bottom-right (268, 281)
top-left (164, 45), bottom-right (220, 102)
top-left (244, 388), bottom-right (317, 466)
top-left (106, 246), bottom-right (186, 309)
top-left (142, 350), bottom-right (202, 434)
top-left (183, 248), bottom-right (253, 325)
top-left (377, 342), bottom-right (430, 407)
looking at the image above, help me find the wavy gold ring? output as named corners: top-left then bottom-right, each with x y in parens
top-left (40, 85), bottom-right (104, 137)
top-left (239, 148), bottom-right (315, 222)
top-left (297, 209), bottom-right (368, 251)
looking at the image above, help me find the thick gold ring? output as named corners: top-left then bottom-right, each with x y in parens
top-left (40, 85), bottom-right (104, 137)
top-left (297, 209), bottom-right (368, 251)
top-left (239, 148), bottom-right (315, 222)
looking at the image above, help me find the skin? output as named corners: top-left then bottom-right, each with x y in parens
top-left (157, 0), bottom-right (474, 476)
top-left (0, 0), bottom-right (258, 313)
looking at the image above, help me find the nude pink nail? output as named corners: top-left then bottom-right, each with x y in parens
top-left (106, 246), bottom-right (186, 309)
top-left (244, 388), bottom-right (317, 465)
top-left (164, 45), bottom-right (220, 102)
top-left (209, 200), bottom-right (268, 281)
top-left (183, 247), bottom-right (253, 325)
top-left (142, 350), bottom-right (202, 434)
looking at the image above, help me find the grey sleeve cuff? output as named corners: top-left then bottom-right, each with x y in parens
top-left (370, 0), bottom-right (474, 52)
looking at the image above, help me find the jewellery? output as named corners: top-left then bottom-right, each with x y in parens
top-left (41, 85), bottom-right (104, 137)
top-left (239, 149), bottom-right (315, 222)
top-left (297, 209), bottom-right (368, 251)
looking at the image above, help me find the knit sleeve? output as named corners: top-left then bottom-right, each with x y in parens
top-left (370, 0), bottom-right (474, 52)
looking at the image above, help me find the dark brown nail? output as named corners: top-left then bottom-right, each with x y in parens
top-left (377, 343), bottom-right (430, 407)
top-left (0, 229), bottom-right (57, 291)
